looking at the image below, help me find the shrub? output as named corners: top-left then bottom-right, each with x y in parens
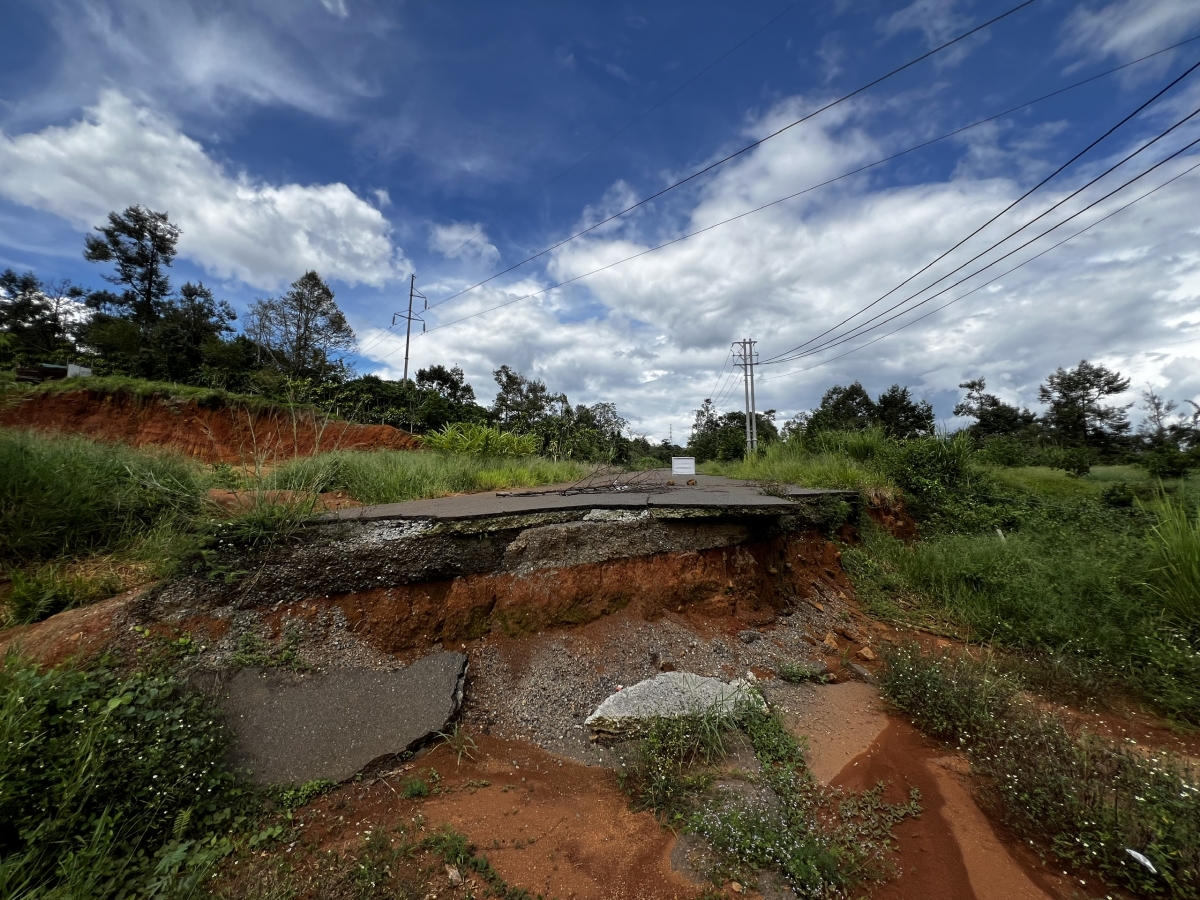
top-left (1146, 446), bottom-right (1193, 479)
top-left (4, 567), bottom-right (123, 626)
top-left (420, 422), bottom-right (539, 456)
top-left (1144, 492), bottom-right (1200, 625)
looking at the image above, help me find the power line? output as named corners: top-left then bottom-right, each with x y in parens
top-left (760, 55), bottom-right (1200, 364)
top-left (425, 0), bottom-right (1041, 312)
top-left (421, 1), bottom-right (804, 273)
top-left (759, 156), bottom-right (1200, 382)
top-left (767, 131), bottom-right (1200, 366)
top-left (371, 36), bottom-right (1195, 348)
top-left (765, 105), bottom-right (1200, 365)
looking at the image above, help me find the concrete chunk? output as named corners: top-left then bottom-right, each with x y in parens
top-left (585, 672), bottom-right (756, 736)
top-left (216, 653), bottom-right (467, 785)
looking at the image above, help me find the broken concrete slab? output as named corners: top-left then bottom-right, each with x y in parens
top-left (585, 671), bottom-right (756, 736)
top-left (215, 653), bottom-right (467, 785)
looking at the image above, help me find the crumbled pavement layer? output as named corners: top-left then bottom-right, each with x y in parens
top-left (207, 653), bottom-right (467, 785)
top-left (585, 672), bottom-right (756, 736)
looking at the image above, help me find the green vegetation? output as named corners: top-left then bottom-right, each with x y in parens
top-left (0, 654), bottom-right (253, 899)
top-left (420, 421), bottom-right (539, 456)
top-left (269, 447), bottom-right (585, 505)
top-left (620, 697), bottom-right (920, 897)
top-left (881, 646), bottom-right (1199, 898)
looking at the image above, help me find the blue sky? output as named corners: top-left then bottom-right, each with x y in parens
top-left (2, 0), bottom-right (1199, 439)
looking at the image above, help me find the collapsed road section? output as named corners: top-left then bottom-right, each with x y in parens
top-left (145, 474), bottom-right (857, 655)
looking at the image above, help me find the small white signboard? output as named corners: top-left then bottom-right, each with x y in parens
top-left (671, 457), bottom-right (696, 476)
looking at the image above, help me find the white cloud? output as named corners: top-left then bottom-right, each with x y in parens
top-left (368, 96), bottom-right (1200, 440)
top-left (0, 91), bottom-right (406, 290)
top-left (428, 223), bottom-right (500, 265)
top-left (1062, 0), bottom-right (1200, 64)
top-left (319, 0), bottom-right (349, 18)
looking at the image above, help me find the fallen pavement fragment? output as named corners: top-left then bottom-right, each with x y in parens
top-left (585, 671), bottom-right (757, 736)
top-left (215, 652), bottom-right (467, 784)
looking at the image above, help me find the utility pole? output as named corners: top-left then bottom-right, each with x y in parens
top-left (732, 337), bottom-right (759, 456)
top-left (393, 274), bottom-right (427, 382)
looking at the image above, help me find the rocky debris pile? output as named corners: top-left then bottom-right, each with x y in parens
top-left (585, 672), bottom-right (760, 737)
top-left (210, 652), bottom-right (468, 784)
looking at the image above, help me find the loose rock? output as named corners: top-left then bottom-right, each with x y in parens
top-left (821, 632), bottom-right (839, 654)
top-left (585, 672), bottom-right (756, 737)
top-left (738, 630), bottom-right (763, 644)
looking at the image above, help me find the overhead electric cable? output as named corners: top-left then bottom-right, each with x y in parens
top-left (423, 1), bottom-right (804, 272)
top-left (759, 55), bottom-right (1200, 364)
top-left (363, 37), bottom-right (1195, 351)
top-left (425, 0), bottom-right (1040, 311)
top-left (759, 157), bottom-right (1200, 381)
top-left (765, 129), bottom-right (1200, 364)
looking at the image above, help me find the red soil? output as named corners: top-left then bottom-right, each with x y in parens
top-left (0, 593), bottom-right (131, 669)
top-left (297, 737), bottom-right (700, 900)
top-left (269, 531), bottom-right (850, 652)
top-left (0, 388), bottom-right (419, 463)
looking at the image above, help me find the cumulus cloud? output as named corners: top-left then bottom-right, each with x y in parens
top-left (368, 95), bottom-right (1200, 440)
top-left (0, 91), bottom-right (406, 289)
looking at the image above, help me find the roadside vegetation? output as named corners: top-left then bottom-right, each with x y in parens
top-left (619, 696), bottom-right (920, 897)
top-left (881, 646), bottom-right (1199, 898)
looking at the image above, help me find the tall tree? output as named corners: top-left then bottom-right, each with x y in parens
top-left (954, 377), bottom-right (1037, 438)
top-left (1038, 360), bottom-right (1132, 448)
top-left (491, 365), bottom-right (559, 431)
top-left (0, 270), bottom-right (82, 362)
top-left (154, 282), bottom-right (236, 382)
top-left (83, 206), bottom-right (180, 329)
top-left (875, 384), bottom-right (935, 438)
top-left (1138, 388), bottom-right (1178, 448)
top-left (806, 382), bottom-right (877, 434)
top-left (417, 365), bottom-right (476, 404)
top-left (245, 271), bottom-right (355, 379)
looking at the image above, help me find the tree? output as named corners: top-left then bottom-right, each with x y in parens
top-left (1038, 360), bottom-right (1132, 448)
top-left (491, 365), bottom-right (559, 431)
top-left (0, 270), bottom-right (83, 363)
top-left (954, 377), bottom-right (1037, 438)
top-left (245, 271), bottom-right (355, 379)
top-left (83, 206), bottom-right (180, 329)
top-left (805, 382), bottom-right (877, 434)
top-left (875, 384), bottom-right (935, 439)
top-left (1138, 388), bottom-right (1178, 448)
top-left (688, 399), bottom-right (778, 461)
top-left (417, 365), bottom-right (476, 405)
top-left (146, 282), bottom-right (237, 382)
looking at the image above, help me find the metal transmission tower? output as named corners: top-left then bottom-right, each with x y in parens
top-left (393, 274), bottom-right (427, 381)
top-left (732, 338), bottom-right (759, 455)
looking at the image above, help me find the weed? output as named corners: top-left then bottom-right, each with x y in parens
top-left (3, 565), bottom-right (122, 625)
top-left (272, 779), bottom-right (336, 812)
top-left (1143, 490), bottom-right (1200, 625)
top-left (401, 777), bottom-right (430, 799)
top-left (421, 422), bottom-right (539, 456)
top-left (437, 722), bottom-right (479, 765)
top-left (422, 825), bottom-right (534, 900)
top-left (777, 661), bottom-right (833, 684)
top-left (881, 645), bottom-right (1200, 898)
top-left (230, 626), bottom-right (306, 671)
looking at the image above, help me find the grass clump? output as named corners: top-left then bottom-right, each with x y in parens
top-left (620, 695), bottom-right (920, 898)
top-left (270, 448), bottom-right (586, 505)
top-left (0, 428), bottom-right (201, 564)
top-left (1144, 491), bottom-right (1200, 625)
top-left (881, 645), bottom-right (1200, 898)
top-left (4, 566), bottom-right (123, 626)
top-left (0, 653), bottom-right (252, 899)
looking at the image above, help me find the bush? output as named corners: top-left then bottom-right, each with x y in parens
top-left (419, 422), bottom-right (539, 456)
top-left (0, 429), bottom-right (201, 564)
top-left (0, 655), bottom-right (251, 898)
top-left (1147, 446), bottom-right (1193, 479)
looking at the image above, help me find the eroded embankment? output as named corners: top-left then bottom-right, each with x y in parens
top-left (142, 502), bottom-right (853, 654)
top-left (0, 388), bottom-right (418, 463)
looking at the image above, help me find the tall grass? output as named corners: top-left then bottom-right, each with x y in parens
top-left (1144, 492), bottom-right (1200, 624)
top-left (0, 429), bottom-right (202, 564)
top-left (269, 448), bottom-right (587, 505)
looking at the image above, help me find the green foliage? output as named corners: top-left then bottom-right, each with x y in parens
top-left (437, 722), bottom-right (478, 765)
top-left (269, 448), bottom-right (585, 505)
top-left (0, 428), bottom-right (201, 565)
top-left (1147, 445), bottom-right (1194, 479)
top-left (0, 655), bottom-right (250, 899)
top-left (621, 708), bottom-right (735, 820)
top-left (4, 566), bottom-right (123, 626)
top-left (401, 777), bottom-right (431, 799)
top-left (420, 422), bottom-right (539, 456)
top-left (1144, 492), bottom-right (1200, 625)
top-left (881, 646), bottom-right (1200, 898)
top-left (777, 661), bottom-right (833, 684)
top-left (271, 780), bottom-right (336, 812)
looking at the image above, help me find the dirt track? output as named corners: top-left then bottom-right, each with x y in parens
top-left (0, 388), bottom-right (419, 463)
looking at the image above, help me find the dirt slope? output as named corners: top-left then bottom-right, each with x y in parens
top-left (0, 388), bottom-right (419, 463)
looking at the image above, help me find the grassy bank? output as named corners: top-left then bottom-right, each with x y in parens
top-left (881, 646), bottom-right (1199, 898)
top-left (1, 428), bottom-right (590, 625)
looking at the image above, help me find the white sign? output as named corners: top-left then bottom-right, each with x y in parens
top-left (671, 457), bottom-right (696, 476)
